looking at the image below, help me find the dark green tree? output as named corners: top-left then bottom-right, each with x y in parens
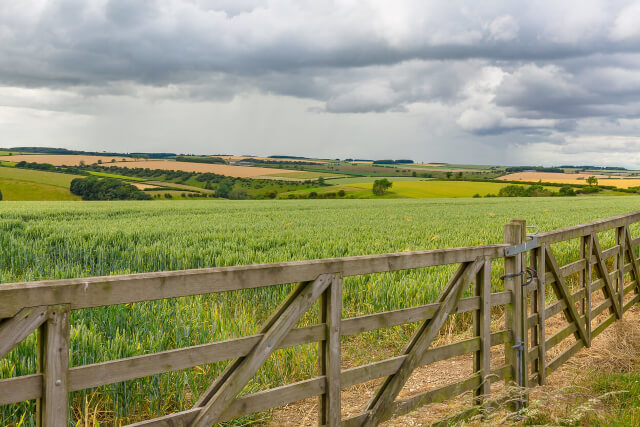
top-left (372, 178), bottom-right (392, 196)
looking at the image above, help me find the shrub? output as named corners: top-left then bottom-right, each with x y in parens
top-left (373, 178), bottom-right (392, 196)
top-left (498, 185), bottom-right (526, 197)
top-left (559, 186), bottom-right (576, 196)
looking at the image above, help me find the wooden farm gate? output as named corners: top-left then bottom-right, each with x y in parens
top-left (2, 211), bottom-right (640, 426)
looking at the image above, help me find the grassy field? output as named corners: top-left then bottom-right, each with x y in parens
top-left (2, 198), bottom-right (640, 424)
top-left (0, 166), bottom-right (81, 200)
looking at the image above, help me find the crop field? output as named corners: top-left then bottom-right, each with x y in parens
top-left (498, 171), bottom-right (640, 188)
top-left (2, 197), bottom-right (640, 424)
top-left (349, 180), bottom-right (514, 198)
top-left (0, 166), bottom-right (81, 200)
top-left (0, 154), bottom-right (131, 166)
top-left (108, 159), bottom-right (308, 178)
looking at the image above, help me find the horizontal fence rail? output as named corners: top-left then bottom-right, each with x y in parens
top-left (2, 210), bottom-right (640, 426)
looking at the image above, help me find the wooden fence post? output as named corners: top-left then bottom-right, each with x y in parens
top-left (473, 257), bottom-right (491, 405)
top-left (618, 226), bottom-right (625, 314)
top-left (37, 305), bottom-right (70, 427)
top-left (504, 220), bottom-right (524, 402)
top-left (319, 273), bottom-right (342, 426)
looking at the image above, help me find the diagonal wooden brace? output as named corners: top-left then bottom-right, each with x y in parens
top-left (360, 258), bottom-right (484, 426)
top-left (544, 245), bottom-right (589, 347)
top-left (591, 234), bottom-right (623, 319)
top-left (190, 274), bottom-right (334, 427)
top-left (0, 306), bottom-right (48, 360)
top-left (624, 227), bottom-right (640, 294)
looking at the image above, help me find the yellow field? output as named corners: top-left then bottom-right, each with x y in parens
top-left (349, 180), bottom-right (515, 198)
top-left (498, 172), bottom-right (640, 188)
top-left (0, 154), bottom-right (131, 165)
top-left (109, 160), bottom-right (306, 178)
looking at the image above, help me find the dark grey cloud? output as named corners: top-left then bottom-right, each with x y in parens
top-left (2, 1), bottom-right (640, 166)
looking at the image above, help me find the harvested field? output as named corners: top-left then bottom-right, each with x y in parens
top-left (131, 183), bottom-right (158, 190)
top-left (0, 154), bottom-right (131, 165)
top-left (498, 171), bottom-right (640, 188)
top-left (108, 160), bottom-right (306, 178)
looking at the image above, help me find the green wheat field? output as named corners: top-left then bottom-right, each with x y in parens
top-left (1, 197), bottom-right (639, 425)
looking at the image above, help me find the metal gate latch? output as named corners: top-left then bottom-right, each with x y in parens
top-left (504, 225), bottom-right (539, 257)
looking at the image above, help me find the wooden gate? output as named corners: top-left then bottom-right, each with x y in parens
top-left (1, 211), bottom-right (640, 426)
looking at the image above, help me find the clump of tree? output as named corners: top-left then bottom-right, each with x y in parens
top-left (372, 159), bottom-right (414, 165)
top-left (373, 178), bottom-right (392, 196)
top-left (175, 156), bottom-right (227, 164)
top-left (15, 161), bottom-right (89, 176)
top-left (497, 184), bottom-right (566, 197)
top-left (70, 177), bottom-right (152, 200)
top-left (504, 166), bottom-right (564, 173)
top-left (0, 189), bottom-right (3, 201)
top-left (586, 176), bottom-right (598, 186)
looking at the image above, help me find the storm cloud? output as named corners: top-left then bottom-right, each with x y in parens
top-left (2, 0), bottom-right (640, 166)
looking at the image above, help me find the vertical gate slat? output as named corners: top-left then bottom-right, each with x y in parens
top-left (37, 305), bottom-right (70, 427)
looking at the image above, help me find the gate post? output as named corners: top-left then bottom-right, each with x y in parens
top-left (504, 220), bottom-right (525, 408)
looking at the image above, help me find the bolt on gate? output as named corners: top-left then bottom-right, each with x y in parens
top-left (1, 211), bottom-right (640, 426)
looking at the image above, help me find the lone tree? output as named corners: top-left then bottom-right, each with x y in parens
top-left (373, 178), bottom-right (392, 196)
top-left (586, 176), bottom-right (598, 186)
top-left (0, 188), bottom-right (3, 201)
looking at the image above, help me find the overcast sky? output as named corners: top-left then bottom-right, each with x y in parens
top-left (2, 1), bottom-right (640, 166)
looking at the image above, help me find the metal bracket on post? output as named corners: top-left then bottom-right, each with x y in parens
top-left (504, 226), bottom-right (539, 257)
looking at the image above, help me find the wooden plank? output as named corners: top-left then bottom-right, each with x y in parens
top-left (473, 258), bottom-right (491, 404)
top-left (0, 374), bottom-right (42, 405)
top-left (0, 245), bottom-right (507, 318)
top-left (537, 210), bottom-right (640, 244)
top-left (191, 274), bottom-right (333, 426)
top-left (545, 339), bottom-right (585, 377)
top-left (624, 293), bottom-right (640, 313)
top-left (592, 313), bottom-right (617, 340)
top-left (361, 259), bottom-right (483, 426)
top-left (545, 245), bottom-right (589, 347)
top-left (319, 274), bottom-right (342, 427)
top-left (625, 227), bottom-right (640, 295)
top-left (0, 305), bottom-right (48, 359)
top-left (37, 305), bottom-right (70, 427)
top-left (545, 322), bottom-right (578, 351)
top-left (592, 233), bottom-right (623, 319)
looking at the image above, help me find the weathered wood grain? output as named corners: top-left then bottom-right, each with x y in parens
top-left (0, 245), bottom-right (507, 318)
top-left (0, 306), bottom-right (47, 359)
